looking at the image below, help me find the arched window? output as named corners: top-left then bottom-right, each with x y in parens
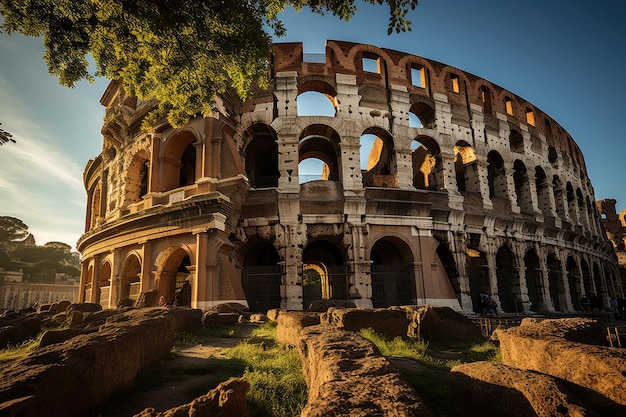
top-left (361, 129), bottom-right (397, 188)
top-left (297, 91), bottom-right (336, 116)
top-left (412, 136), bottom-right (441, 190)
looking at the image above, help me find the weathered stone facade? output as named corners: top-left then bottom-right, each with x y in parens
top-left (597, 199), bottom-right (626, 293)
top-left (77, 40), bottom-right (621, 313)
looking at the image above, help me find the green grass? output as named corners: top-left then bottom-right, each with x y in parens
top-left (360, 328), bottom-right (499, 417)
top-left (0, 334), bottom-right (43, 363)
top-left (221, 322), bottom-right (307, 417)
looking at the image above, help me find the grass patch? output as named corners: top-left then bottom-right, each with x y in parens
top-left (0, 334), bottom-right (43, 363)
top-left (174, 324), bottom-right (242, 346)
top-left (227, 322), bottom-right (307, 417)
top-left (360, 328), bottom-right (499, 417)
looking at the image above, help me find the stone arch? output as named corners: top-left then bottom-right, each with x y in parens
top-left (409, 101), bottom-right (435, 129)
top-left (454, 141), bottom-right (476, 193)
top-left (547, 253), bottom-right (565, 312)
top-left (509, 130), bottom-right (524, 153)
top-left (361, 126), bottom-right (397, 188)
top-left (241, 239), bottom-right (282, 313)
top-left (370, 235), bottom-right (416, 307)
top-left (436, 243), bottom-right (461, 305)
top-left (513, 160), bottom-right (532, 213)
top-left (592, 262), bottom-right (604, 309)
top-left (120, 252), bottom-right (142, 302)
top-left (302, 239), bottom-right (348, 305)
top-left (98, 260), bottom-right (112, 308)
top-left (534, 166), bottom-right (551, 215)
top-left (123, 149), bottom-right (150, 207)
top-left (160, 130), bottom-right (199, 192)
top-left (552, 175), bottom-right (566, 218)
top-left (523, 249), bottom-right (542, 311)
top-left (298, 124), bottom-right (342, 183)
top-left (297, 79), bottom-right (337, 116)
top-left (154, 246), bottom-right (193, 306)
top-left (244, 123), bottom-right (279, 188)
top-left (412, 135), bottom-right (442, 190)
top-left (566, 256), bottom-right (582, 311)
top-left (466, 247), bottom-right (490, 313)
top-left (496, 246), bottom-right (521, 313)
top-left (487, 150), bottom-right (506, 199)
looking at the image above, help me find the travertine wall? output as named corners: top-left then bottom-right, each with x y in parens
top-left (77, 40), bottom-right (621, 314)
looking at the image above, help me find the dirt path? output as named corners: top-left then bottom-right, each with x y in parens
top-left (98, 325), bottom-right (257, 417)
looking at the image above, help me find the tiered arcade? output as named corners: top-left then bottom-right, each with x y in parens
top-left (77, 40), bottom-right (621, 313)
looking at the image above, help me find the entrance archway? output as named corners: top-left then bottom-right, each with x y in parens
top-left (547, 254), bottom-right (565, 311)
top-left (241, 241), bottom-right (282, 313)
top-left (302, 240), bottom-right (347, 309)
top-left (436, 243), bottom-right (461, 305)
top-left (523, 249), bottom-right (542, 310)
top-left (466, 248), bottom-right (489, 313)
top-left (370, 237), bottom-right (416, 307)
top-left (496, 246), bottom-right (521, 313)
top-left (156, 247), bottom-right (192, 306)
top-left (566, 257), bottom-right (582, 311)
top-left (120, 254), bottom-right (141, 302)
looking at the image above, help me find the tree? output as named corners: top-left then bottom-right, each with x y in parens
top-left (0, 1), bottom-right (418, 128)
top-left (0, 216), bottom-right (29, 244)
top-left (44, 241), bottom-right (72, 254)
top-left (0, 123), bottom-right (15, 145)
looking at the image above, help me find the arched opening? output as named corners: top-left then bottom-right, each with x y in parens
top-left (302, 240), bottom-right (347, 309)
top-left (370, 237), bottom-right (416, 307)
top-left (552, 176), bottom-right (566, 218)
top-left (178, 143), bottom-right (197, 188)
top-left (487, 151), bottom-right (506, 199)
top-left (535, 166), bottom-right (551, 215)
top-left (496, 246), bottom-right (521, 313)
top-left (245, 131), bottom-right (279, 188)
top-left (161, 131), bottom-right (198, 192)
top-left (412, 136), bottom-right (442, 190)
top-left (361, 128), bottom-right (397, 188)
top-left (566, 257), bottom-right (582, 311)
top-left (120, 254), bottom-right (142, 302)
top-left (479, 86), bottom-right (493, 115)
top-left (513, 160), bottom-right (532, 213)
top-left (242, 241), bottom-right (282, 313)
top-left (580, 259), bottom-right (593, 299)
top-left (547, 254), bottom-right (565, 311)
top-left (298, 124), bottom-right (341, 184)
top-left (98, 261), bottom-right (112, 309)
top-left (297, 90), bottom-right (337, 116)
top-left (548, 146), bottom-right (558, 168)
top-left (592, 263), bottom-right (604, 310)
top-left (523, 249), bottom-right (542, 311)
top-left (454, 141), bottom-right (476, 193)
top-left (156, 248), bottom-right (192, 306)
top-left (466, 246), bottom-right (489, 313)
top-left (124, 150), bottom-right (150, 206)
top-left (409, 102), bottom-right (435, 129)
top-left (436, 243), bottom-right (461, 305)
top-left (509, 130), bottom-right (524, 153)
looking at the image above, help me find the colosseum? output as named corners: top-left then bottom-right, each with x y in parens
top-left (77, 40), bottom-right (622, 314)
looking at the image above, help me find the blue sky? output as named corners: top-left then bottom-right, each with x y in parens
top-left (1, 0), bottom-right (625, 250)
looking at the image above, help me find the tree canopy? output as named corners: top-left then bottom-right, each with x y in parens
top-left (0, 216), bottom-right (29, 243)
top-left (0, 0), bottom-right (418, 128)
top-left (0, 123), bottom-right (15, 145)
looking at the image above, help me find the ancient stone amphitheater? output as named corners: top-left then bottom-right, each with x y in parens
top-left (77, 40), bottom-right (622, 314)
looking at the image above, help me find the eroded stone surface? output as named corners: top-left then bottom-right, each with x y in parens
top-left (321, 307), bottom-right (409, 339)
top-left (0, 308), bottom-right (192, 417)
top-left (297, 325), bottom-right (432, 417)
top-left (133, 377), bottom-right (250, 417)
top-left (496, 318), bottom-right (626, 410)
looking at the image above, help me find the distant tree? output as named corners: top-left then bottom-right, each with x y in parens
top-left (0, 0), bottom-right (418, 128)
top-left (0, 123), bottom-right (15, 145)
top-left (0, 216), bottom-right (29, 244)
top-left (44, 241), bottom-right (72, 254)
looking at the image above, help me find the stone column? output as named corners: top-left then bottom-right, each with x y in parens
top-left (194, 231), bottom-right (209, 309)
top-left (441, 151), bottom-right (464, 210)
top-left (281, 224), bottom-right (305, 310)
top-left (89, 254), bottom-right (101, 304)
top-left (503, 165), bottom-right (521, 214)
top-left (139, 241), bottom-right (153, 293)
top-left (78, 260), bottom-right (90, 303)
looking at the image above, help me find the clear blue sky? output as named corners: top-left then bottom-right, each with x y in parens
top-left (1, 0), bottom-right (625, 250)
